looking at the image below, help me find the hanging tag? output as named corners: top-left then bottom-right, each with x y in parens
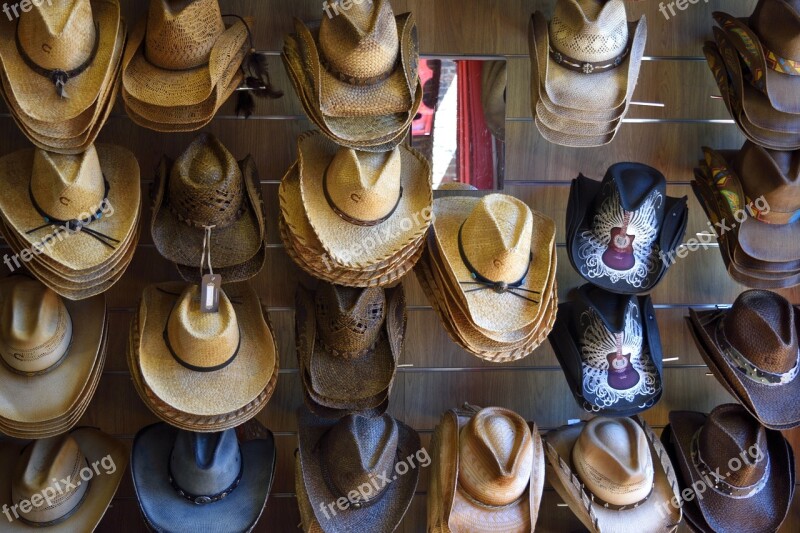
top-left (200, 274), bottom-right (222, 313)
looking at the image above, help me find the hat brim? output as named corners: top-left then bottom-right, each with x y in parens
top-left (546, 418), bottom-right (682, 533)
top-left (132, 422), bottom-right (275, 533)
top-left (668, 409), bottom-right (795, 532)
top-left (0, 0), bottom-right (121, 122)
top-left (298, 408), bottom-right (420, 532)
top-left (0, 427), bottom-right (127, 532)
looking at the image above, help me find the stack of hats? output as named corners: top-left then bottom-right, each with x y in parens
top-left (295, 283), bottom-right (406, 419)
top-left (546, 416), bottom-right (682, 532)
top-left (132, 420), bottom-right (276, 532)
top-left (0, 0), bottom-right (124, 154)
top-left (280, 131), bottom-right (432, 287)
top-left (0, 143), bottom-right (141, 300)
top-left (427, 405), bottom-right (544, 532)
top-left (693, 143), bottom-right (800, 288)
top-left (127, 282), bottom-right (279, 432)
top-left (0, 277), bottom-right (106, 439)
top-left (415, 194), bottom-right (558, 362)
top-left (152, 133), bottom-right (267, 283)
top-left (0, 428), bottom-right (127, 531)
top-left (662, 404), bottom-right (795, 533)
top-left (528, 0), bottom-right (647, 147)
top-left (688, 290), bottom-right (800, 430)
top-left (549, 284), bottom-right (665, 416)
top-left (282, 0), bottom-right (422, 151)
top-left (704, 0), bottom-right (800, 150)
top-left (121, 0), bottom-right (250, 132)
top-left (296, 409), bottom-right (420, 532)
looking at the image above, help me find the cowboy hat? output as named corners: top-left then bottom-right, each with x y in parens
top-left (546, 416), bottom-right (682, 533)
top-left (0, 427), bottom-right (126, 531)
top-left (132, 422), bottom-right (276, 533)
top-left (297, 408), bottom-right (420, 533)
top-left (427, 405), bottom-right (544, 532)
top-left (567, 163), bottom-right (688, 294)
top-left (688, 290), bottom-right (800, 430)
top-left (549, 284), bottom-right (664, 416)
top-left (662, 404), bottom-right (795, 533)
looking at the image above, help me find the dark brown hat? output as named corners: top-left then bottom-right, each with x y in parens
top-left (689, 290), bottom-right (800, 429)
top-left (664, 404), bottom-right (795, 533)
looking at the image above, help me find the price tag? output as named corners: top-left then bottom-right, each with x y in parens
top-left (200, 274), bottom-right (222, 313)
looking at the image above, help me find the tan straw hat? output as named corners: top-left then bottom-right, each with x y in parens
top-left (427, 405), bottom-right (544, 532)
top-left (546, 416), bottom-right (682, 533)
top-left (0, 428), bottom-right (126, 531)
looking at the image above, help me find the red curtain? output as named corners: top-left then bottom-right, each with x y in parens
top-left (456, 62), bottom-right (494, 190)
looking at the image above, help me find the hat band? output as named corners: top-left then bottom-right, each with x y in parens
top-left (560, 454), bottom-right (654, 511)
top-left (457, 223), bottom-right (539, 304)
top-left (15, 22), bottom-right (100, 98)
top-left (168, 457), bottom-right (244, 506)
top-left (162, 323), bottom-right (242, 373)
top-left (715, 320), bottom-right (800, 386)
top-left (765, 48), bottom-right (800, 76)
top-left (457, 484), bottom-right (526, 510)
top-left (549, 42), bottom-right (630, 74)
top-left (319, 54), bottom-right (399, 86)
top-left (0, 305), bottom-right (73, 377)
top-left (690, 429), bottom-right (770, 499)
top-left (322, 166), bottom-right (403, 227)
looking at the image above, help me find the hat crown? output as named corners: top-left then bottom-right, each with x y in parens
top-left (320, 414), bottom-right (398, 503)
top-left (170, 429), bottom-right (242, 498)
top-left (166, 285), bottom-right (241, 371)
top-left (723, 290), bottom-right (798, 375)
top-left (0, 278), bottom-right (73, 374)
top-left (315, 284), bottom-right (386, 357)
top-left (735, 142), bottom-right (800, 222)
top-left (460, 195), bottom-right (533, 284)
top-left (145, 0), bottom-right (226, 70)
top-left (168, 133), bottom-right (244, 228)
top-left (698, 405), bottom-right (769, 489)
top-left (751, 0), bottom-right (800, 61)
top-left (31, 145), bottom-right (106, 223)
top-left (17, 0), bottom-right (97, 71)
top-left (550, 0), bottom-right (629, 63)
top-left (572, 417), bottom-right (654, 506)
top-left (318, 0), bottom-right (400, 79)
top-left (458, 408), bottom-right (533, 507)
top-left (11, 434), bottom-right (89, 525)
top-left (325, 148), bottom-right (402, 224)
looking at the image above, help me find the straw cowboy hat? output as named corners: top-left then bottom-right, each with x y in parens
top-left (567, 163), bottom-right (688, 294)
top-left (122, 0), bottom-right (248, 107)
top-left (662, 404), bottom-right (795, 533)
top-left (546, 416), bottom-right (682, 533)
top-left (549, 284), bottom-right (664, 416)
top-left (0, 428), bottom-right (126, 531)
top-left (297, 130), bottom-right (431, 269)
top-left (151, 133), bottom-right (266, 283)
top-left (0, 276), bottom-right (105, 438)
top-left (132, 421), bottom-right (276, 533)
top-left (295, 283), bottom-right (405, 417)
top-left (427, 405), bottom-right (544, 532)
top-left (0, 0), bottom-right (122, 121)
top-left (688, 290), bottom-right (800, 430)
top-left (529, 0), bottom-right (647, 114)
top-left (130, 282), bottom-right (277, 432)
top-left (296, 409), bottom-right (420, 533)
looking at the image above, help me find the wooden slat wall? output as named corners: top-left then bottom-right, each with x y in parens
top-left (1, 1), bottom-right (797, 532)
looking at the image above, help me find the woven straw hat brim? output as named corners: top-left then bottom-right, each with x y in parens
top-left (431, 196), bottom-right (556, 333)
top-left (0, 427), bottom-right (126, 532)
top-left (298, 408), bottom-right (420, 532)
top-left (122, 16), bottom-right (248, 107)
top-left (298, 131), bottom-right (432, 269)
top-left (668, 410), bottom-right (794, 533)
top-left (545, 418), bottom-right (682, 533)
top-left (137, 282), bottom-right (276, 417)
top-left (536, 100), bottom-right (621, 135)
top-left (535, 114), bottom-right (620, 148)
top-left (174, 242), bottom-right (266, 283)
top-left (0, 144), bottom-right (140, 271)
top-left (152, 156), bottom-right (264, 269)
top-left (132, 422), bottom-right (275, 533)
top-left (293, 15), bottom-right (416, 117)
top-left (0, 0), bottom-right (121, 122)
top-left (531, 12), bottom-right (646, 113)
top-left (688, 308), bottom-right (800, 429)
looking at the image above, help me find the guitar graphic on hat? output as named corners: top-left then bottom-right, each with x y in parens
top-left (602, 210), bottom-right (636, 271)
top-left (606, 332), bottom-right (640, 390)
